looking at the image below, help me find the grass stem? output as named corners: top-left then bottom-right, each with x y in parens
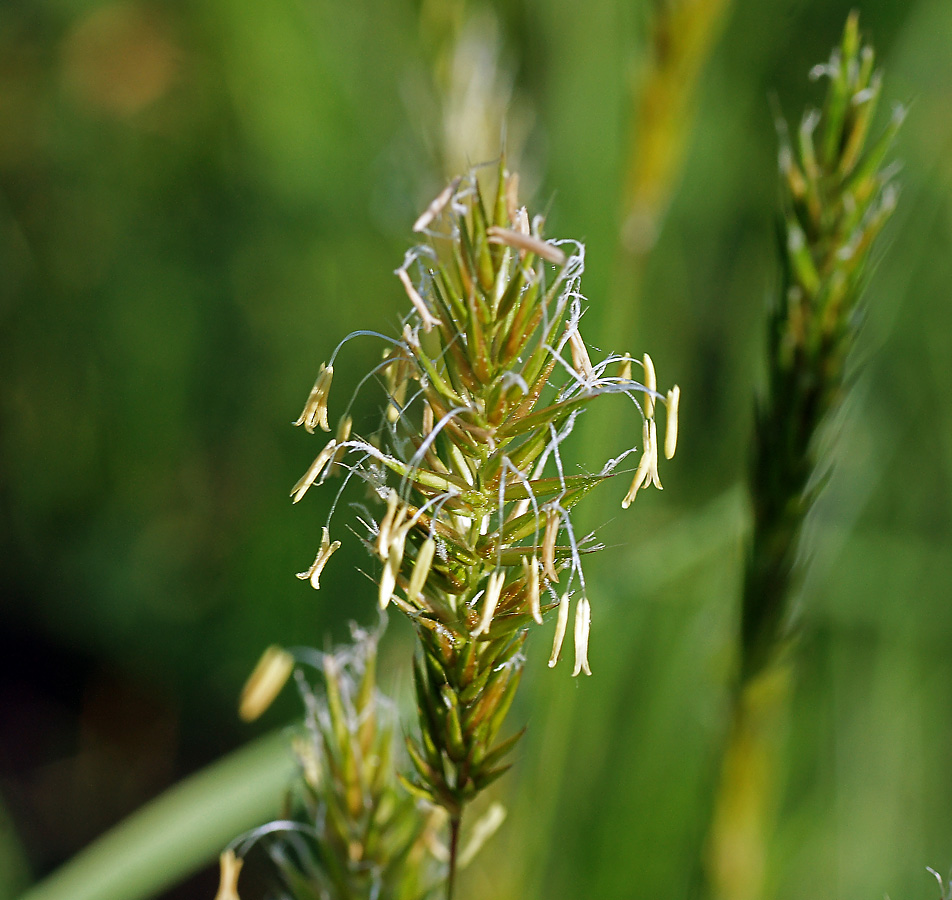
top-left (447, 814), bottom-right (462, 900)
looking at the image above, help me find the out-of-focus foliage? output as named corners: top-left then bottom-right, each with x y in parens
top-left (1, 0), bottom-right (950, 898)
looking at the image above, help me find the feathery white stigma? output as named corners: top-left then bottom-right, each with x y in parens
top-left (412, 177), bottom-right (461, 232)
top-left (397, 268), bottom-right (440, 333)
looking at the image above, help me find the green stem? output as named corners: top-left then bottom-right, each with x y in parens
top-left (19, 730), bottom-right (295, 900)
top-left (446, 814), bottom-right (462, 900)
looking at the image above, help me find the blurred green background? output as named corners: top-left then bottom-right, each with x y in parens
top-left (1, 0), bottom-right (950, 897)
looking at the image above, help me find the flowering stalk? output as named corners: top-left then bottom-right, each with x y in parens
top-left (706, 16), bottom-right (902, 900)
top-left (743, 11), bottom-right (903, 682)
top-left (291, 162), bottom-right (678, 897)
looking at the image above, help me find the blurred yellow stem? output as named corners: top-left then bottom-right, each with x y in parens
top-left (706, 665), bottom-right (791, 900)
top-left (604, 0), bottom-right (732, 350)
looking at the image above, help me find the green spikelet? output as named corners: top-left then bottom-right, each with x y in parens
top-left (743, 12), bottom-right (903, 680)
top-left (228, 630), bottom-right (444, 900)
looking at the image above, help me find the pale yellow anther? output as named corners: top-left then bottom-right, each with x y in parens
top-left (621, 455), bottom-right (650, 509)
top-left (648, 418), bottom-right (663, 489)
top-left (422, 402), bottom-right (434, 438)
top-left (542, 507), bottom-right (560, 582)
top-left (291, 735), bottom-right (321, 790)
top-left (293, 364), bottom-right (334, 433)
top-left (508, 497), bottom-right (531, 523)
top-left (379, 517), bottom-right (409, 609)
top-left (473, 570), bottom-right (505, 636)
top-left (515, 206), bottom-right (532, 235)
top-left (239, 646), bottom-right (294, 722)
top-left (376, 491), bottom-right (399, 559)
top-left (296, 526), bottom-right (341, 590)
top-left (397, 268), bottom-right (441, 333)
top-left (486, 226), bottom-right (567, 266)
top-left (505, 172), bottom-right (520, 225)
top-left (622, 419), bottom-right (653, 509)
top-left (385, 332), bottom-right (417, 425)
top-left (214, 850), bottom-right (243, 900)
top-left (664, 385), bottom-right (680, 459)
top-left (336, 415), bottom-right (352, 442)
top-left (619, 353), bottom-right (632, 382)
top-left (548, 591), bottom-right (571, 667)
top-left (390, 502), bottom-right (409, 542)
top-left (290, 439), bottom-right (338, 503)
top-left (389, 517), bottom-right (410, 562)
top-left (328, 416), bottom-right (352, 476)
top-left (407, 537), bottom-right (436, 603)
top-left (378, 558), bottom-right (396, 610)
top-left (568, 330), bottom-right (594, 379)
top-left (642, 353), bottom-right (657, 417)
top-left (525, 555), bottom-right (542, 624)
top-left (385, 357), bottom-right (409, 425)
top-left (515, 206), bottom-right (530, 236)
top-left (572, 597), bottom-right (592, 677)
top-left (447, 442), bottom-right (475, 486)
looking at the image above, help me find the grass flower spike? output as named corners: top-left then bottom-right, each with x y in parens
top-left (745, 12), bottom-right (903, 679)
top-left (706, 17), bottom-right (902, 900)
top-left (291, 161), bottom-right (679, 896)
top-left (225, 629), bottom-right (445, 900)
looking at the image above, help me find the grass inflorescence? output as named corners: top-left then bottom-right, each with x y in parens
top-left (706, 15), bottom-right (903, 900)
top-left (743, 11), bottom-right (903, 680)
top-left (287, 161), bottom-right (679, 897)
top-left (223, 628), bottom-right (445, 900)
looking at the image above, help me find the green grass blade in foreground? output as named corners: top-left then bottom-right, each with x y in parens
top-left (0, 791), bottom-right (32, 900)
top-left (20, 730), bottom-right (294, 900)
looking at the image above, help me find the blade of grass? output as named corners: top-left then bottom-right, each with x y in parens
top-left (19, 730), bottom-right (295, 900)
